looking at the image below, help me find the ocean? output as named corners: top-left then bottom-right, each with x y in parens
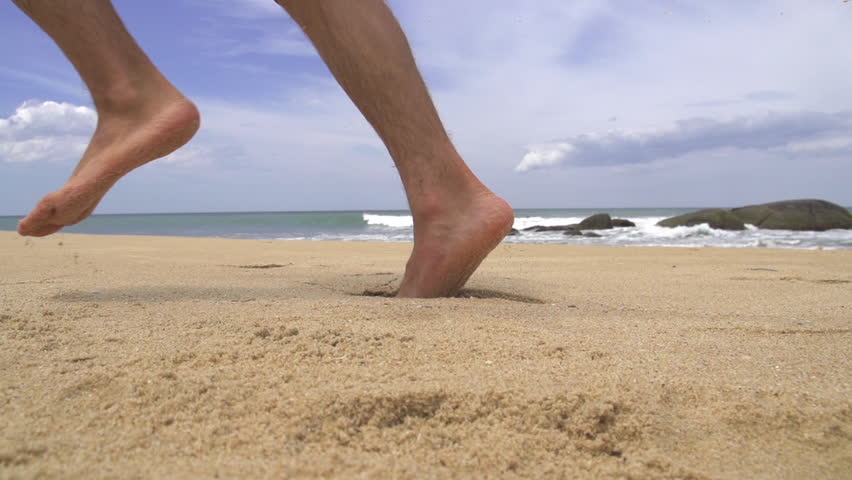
top-left (1, 208), bottom-right (851, 249)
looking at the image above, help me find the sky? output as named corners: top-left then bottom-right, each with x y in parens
top-left (1, 0), bottom-right (851, 215)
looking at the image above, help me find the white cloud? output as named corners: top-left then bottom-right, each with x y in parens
top-left (0, 100), bottom-right (95, 163)
top-left (0, 100), bottom-right (216, 168)
top-left (0, 100), bottom-right (94, 135)
top-left (516, 143), bottom-right (575, 172)
top-left (516, 111), bottom-right (852, 172)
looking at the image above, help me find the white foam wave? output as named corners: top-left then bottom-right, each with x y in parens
top-left (364, 213), bottom-right (591, 231)
top-left (363, 213), bottom-right (413, 228)
top-left (279, 232), bottom-right (412, 242)
top-left (357, 212), bottom-right (852, 249)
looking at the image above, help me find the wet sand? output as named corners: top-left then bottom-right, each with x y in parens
top-left (1, 231), bottom-right (850, 479)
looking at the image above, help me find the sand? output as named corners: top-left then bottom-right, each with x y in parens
top-left (0, 231), bottom-right (850, 479)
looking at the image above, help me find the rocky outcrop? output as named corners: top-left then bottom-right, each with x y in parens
top-left (657, 209), bottom-right (746, 230)
top-left (611, 219), bottom-right (636, 227)
top-left (521, 213), bottom-right (640, 234)
top-left (578, 213), bottom-right (613, 230)
top-left (731, 199), bottom-right (852, 231)
top-left (522, 214), bottom-right (637, 236)
top-left (657, 199), bottom-right (852, 231)
top-left (522, 225), bottom-right (577, 232)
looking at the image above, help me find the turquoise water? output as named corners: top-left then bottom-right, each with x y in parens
top-left (1, 208), bottom-right (851, 249)
top-left (0, 209), bottom-right (690, 238)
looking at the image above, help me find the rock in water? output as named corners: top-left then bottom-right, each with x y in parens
top-left (611, 219), bottom-right (636, 227)
top-left (522, 225), bottom-right (578, 232)
top-left (578, 213), bottom-right (613, 230)
top-left (731, 199), bottom-right (852, 231)
top-left (563, 228), bottom-right (583, 236)
top-left (657, 209), bottom-right (746, 230)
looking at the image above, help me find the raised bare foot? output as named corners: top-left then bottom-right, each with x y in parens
top-left (17, 92), bottom-right (200, 237)
top-left (397, 191), bottom-right (514, 298)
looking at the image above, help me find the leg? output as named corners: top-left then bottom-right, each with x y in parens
top-left (13, 0), bottom-right (199, 237)
top-left (277, 0), bottom-right (514, 298)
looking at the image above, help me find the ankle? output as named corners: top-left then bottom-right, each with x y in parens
top-left (408, 183), bottom-right (496, 223)
top-left (91, 74), bottom-right (179, 117)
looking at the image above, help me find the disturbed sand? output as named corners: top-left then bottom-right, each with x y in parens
top-left (0, 231), bottom-right (850, 479)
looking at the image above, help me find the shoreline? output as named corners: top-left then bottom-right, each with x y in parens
top-left (1, 231), bottom-right (849, 479)
top-left (3, 206), bottom-right (852, 250)
top-left (3, 230), bottom-right (851, 251)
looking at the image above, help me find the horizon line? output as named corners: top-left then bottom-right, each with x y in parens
top-left (4, 203), bottom-right (850, 218)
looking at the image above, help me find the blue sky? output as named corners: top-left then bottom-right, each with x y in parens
top-left (1, 0), bottom-right (851, 215)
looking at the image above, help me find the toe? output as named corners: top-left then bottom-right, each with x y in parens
top-left (20, 223), bottom-right (64, 237)
top-left (18, 215), bottom-right (63, 237)
top-left (17, 184), bottom-right (101, 236)
top-left (18, 193), bottom-right (62, 236)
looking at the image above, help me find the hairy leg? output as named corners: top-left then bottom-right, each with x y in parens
top-left (13, 0), bottom-right (199, 236)
top-left (277, 0), bottom-right (514, 298)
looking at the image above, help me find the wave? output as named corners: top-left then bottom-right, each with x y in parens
top-left (506, 217), bottom-right (852, 249)
top-left (364, 213), bottom-right (591, 230)
top-left (359, 212), bottom-right (852, 249)
top-left (363, 213), bottom-right (413, 228)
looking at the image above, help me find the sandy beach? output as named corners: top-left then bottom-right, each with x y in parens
top-left (0, 231), bottom-right (849, 479)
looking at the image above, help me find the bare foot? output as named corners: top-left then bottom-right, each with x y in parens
top-left (17, 93), bottom-right (200, 237)
top-left (397, 191), bottom-right (514, 298)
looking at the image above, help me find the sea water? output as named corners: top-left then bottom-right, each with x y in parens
top-left (1, 208), bottom-right (851, 249)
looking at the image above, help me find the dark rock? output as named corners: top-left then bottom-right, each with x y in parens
top-left (507, 228), bottom-right (520, 236)
top-left (611, 219), bottom-right (636, 227)
top-left (562, 228), bottom-right (583, 236)
top-left (583, 232), bottom-right (602, 238)
top-left (731, 199), bottom-right (852, 231)
top-left (523, 225), bottom-right (578, 232)
top-left (657, 209), bottom-right (746, 230)
top-left (578, 213), bottom-right (613, 230)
